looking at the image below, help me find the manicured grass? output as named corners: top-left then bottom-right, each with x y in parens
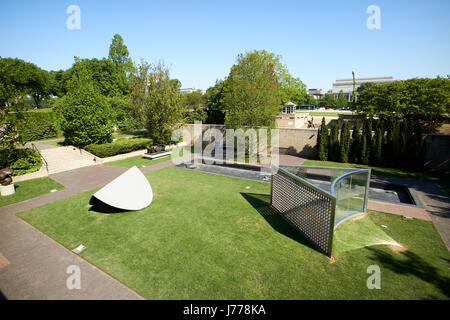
top-left (302, 160), bottom-right (450, 194)
top-left (105, 146), bottom-right (191, 168)
top-left (41, 130), bottom-right (147, 147)
top-left (17, 167), bottom-right (450, 299)
top-left (105, 155), bottom-right (170, 168)
top-left (42, 138), bottom-right (65, 147)
top-left (112, 130), bottom-right (147, 140)
top-left (296, 111), bottom-right (355, 117)
top-left (0, 177), bottom-right (64, 207)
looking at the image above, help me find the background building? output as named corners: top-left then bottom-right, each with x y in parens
top-left (307, 88), bottom-right (325, 100)
top-left (180, 88), bottom-right (205, 94)
top-left (332, 76), bottom-right (394, 101)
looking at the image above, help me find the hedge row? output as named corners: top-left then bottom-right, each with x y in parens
top-left (7, 109), bottom-right (63, 142)
top-left (84, 138), bottom-right (153, 158)
top-left (318, 116), bottom-right (424, 169)
top-left (0, 148), bottom-right (42, 176)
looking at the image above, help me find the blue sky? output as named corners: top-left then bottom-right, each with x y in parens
top-left (0, 0), bottom-right (449, 91)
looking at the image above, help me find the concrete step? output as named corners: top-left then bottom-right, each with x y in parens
top-left (39, 146), bottom-right (98, 175)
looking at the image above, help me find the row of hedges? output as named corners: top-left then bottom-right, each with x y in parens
top-left (318, 116), bottom-right (424, 169)
top-left (7, 109), bottom-right (63, 142)
top-left (0, 148), bottom-right (42, 176)
top-left (84, 138), bottom-right (152, 158)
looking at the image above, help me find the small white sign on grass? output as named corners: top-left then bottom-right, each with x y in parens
top-left (72, 245), bottom-right (86, 254)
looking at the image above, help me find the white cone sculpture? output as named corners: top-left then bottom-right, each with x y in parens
top-left (92, 166), bottom-right (153, 211)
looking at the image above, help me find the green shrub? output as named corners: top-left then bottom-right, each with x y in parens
top-left (328, 122), bottom-right (339, 162)
top-left (84, 138), bottom-right (152, 158)
top-left (6, 109), bottom-right (63, 142)
top-left (60, 63), bottom-right (114, 148)
top-left (361, 118), bottom-right (372, 165)
top-left (0, 148), bottom-right (42, 176)
top-left (317, 117), bottom-right (328, 161)
top-left (185, 108), bottom-right (207, 124)
top-left (349, 120), bottom-right (361, 163)
top-left (339, 121), bottom-right (350, 163)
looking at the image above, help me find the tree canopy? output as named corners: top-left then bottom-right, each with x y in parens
top-left (0, 57), bottom-right (52, 108)
top-left (222, 50), bottom-right (281, 128)
top-left (128, 60), bottom-right (184, 143)
top-left (108, 33), bottom-right (134, 73)
top-left (319, 93), bottom-right (336, 108)
top-left (182, 90), bottom-right (204, 109)
top-left (59, 59), bottom-right (113, 147)
top-left (357, 77), bottom-right (450, 132)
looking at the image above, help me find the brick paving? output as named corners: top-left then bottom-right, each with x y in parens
top-left (0, 161), bottom-right (172, 300)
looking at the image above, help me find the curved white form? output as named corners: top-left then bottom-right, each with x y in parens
top-left (93, 166), bottom-right (153, 211)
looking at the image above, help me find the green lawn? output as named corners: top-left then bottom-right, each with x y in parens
top-left (41, 138), bottom-right (65, 147)
top-left (40, 130), bottom-right (147, 147)
top-left (104, 146), bottom-right (191, 168)
top-left (112, 130), bottom-right (147, 140)
top-left (104, 155), bottom-right (170, 168)
top-left (0, 177), bottom-right (64, 207)
top-left (17, 167), bottom-right (450, 299)
top-left (302, 160), bottom-right (450, 194)
top-left (296, 111), bottom-right (355, 117)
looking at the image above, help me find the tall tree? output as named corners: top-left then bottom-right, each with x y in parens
top-left (328, 122), bottom-right (340, 161)
top-left (169, 79), bottom-right (182, 91)
top-left (317, 117), bottom-right (328, 160)
top-left (319, 93), bottom-right (336, 108)
top-left (204, 79), bottom-right (226, 124)
top-left (357, 77), bottom-right (450, 133)
top-left (336, 90), bottom-right (348, 109)
top-left (349, 119), bottom-right (361, 163)
top-left (0, 57), bottom-right (51, 108)
top-left (339, 121), bottom-right (351, 162)
top-left (108, 34), bottom-right (134, 73)
top-left (361, 118), bottom-right (372, 165)
top-left (372, 122), bottom-right (383, 166)
top-left (222, 50), bottom-right (281, 128)
top-left (182, 90), bottom-right (204, 109)
top-left (129, 60), bottom-right (184, 144)
top-left (59, 59), bottom-right (113, 147)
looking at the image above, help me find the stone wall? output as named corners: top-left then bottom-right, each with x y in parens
top-left (181, 124), bottom-right (318, 158)
top-left (277, 128), bottom-right (318, 157)
top-left (181, 125), bottom-right (450, 170)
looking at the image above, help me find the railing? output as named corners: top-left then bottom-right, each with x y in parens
top-left (31, 143), bottom-right (49, 173)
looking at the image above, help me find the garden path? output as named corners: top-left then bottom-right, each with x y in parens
top-left (0, 161), bottom-right (172, 299)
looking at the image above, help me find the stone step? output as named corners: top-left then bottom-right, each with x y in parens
top-left (39, 146), bottom-right (98, 175)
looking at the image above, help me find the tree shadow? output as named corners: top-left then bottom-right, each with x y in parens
top-left (240, 192), bottom-right (318, 252)
top-left (366, 247), bottom-right (450, 298)
top-left (88, 196), bottom-right (126, 214)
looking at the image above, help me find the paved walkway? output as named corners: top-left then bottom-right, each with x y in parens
top-left (369, 174), bottom-right (450, 250)
top-left (0, 161), bottom-right (173, 300)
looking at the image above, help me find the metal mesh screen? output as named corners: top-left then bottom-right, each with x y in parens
top-left (271, 168), bottom-right (335, 256)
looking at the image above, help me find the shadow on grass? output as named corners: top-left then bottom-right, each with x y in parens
top-left (88, 196), bottom-right (126, 214)
top-left (366, 247), bottom-right (450, 298)
top-left (240, 192), bottom-right (317, 253)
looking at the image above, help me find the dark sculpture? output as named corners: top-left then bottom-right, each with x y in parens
top-left (146, 144), bottom-right (166, 154)
top-left (0, 168), bottom-right (13, 186)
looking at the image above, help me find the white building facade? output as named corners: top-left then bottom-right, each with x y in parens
top-left (332, 76), bottom-right (394, 101)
